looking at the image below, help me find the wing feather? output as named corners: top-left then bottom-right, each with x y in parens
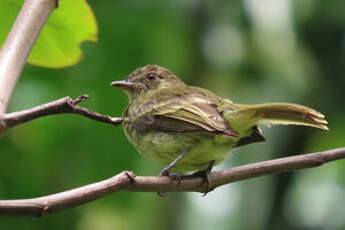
top-left (128, 94), bottom-right (238, 137)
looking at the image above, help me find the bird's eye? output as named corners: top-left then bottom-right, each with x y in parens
top-left (147, 73), bottom-right (157, 80)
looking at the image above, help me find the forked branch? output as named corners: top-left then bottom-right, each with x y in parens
top-left (1, 95), bottom-right (122, 130)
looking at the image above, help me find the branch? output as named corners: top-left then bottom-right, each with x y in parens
top-left (0, 147), bottom-right (344, 217)
top-left (0, 0), bottom-right (57, 134)
top-left (0, 0), bottom-right (57, 133)
top-left (0, 0), bottom-right (57, 113)
top-left (1, 95), bottom-right (122, 130)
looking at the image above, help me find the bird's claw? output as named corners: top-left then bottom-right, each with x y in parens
top-left (157, 171), bottom-right (183, 197)
top-left (192, 160), bottom-right (215, 196)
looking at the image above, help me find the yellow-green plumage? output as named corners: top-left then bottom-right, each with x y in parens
top-left (112, 65), bottom-right (328, 172)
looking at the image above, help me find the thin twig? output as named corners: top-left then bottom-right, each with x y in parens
top-left (0, 147), bottom-right (344, 217)
top-left (1, 95), bottom-right (122, 130)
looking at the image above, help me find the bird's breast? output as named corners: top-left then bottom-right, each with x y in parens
top-left (122, 120), bottom-right (236, 171)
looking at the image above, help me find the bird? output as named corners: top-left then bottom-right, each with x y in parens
top-left (111, 64), bottom-right (328, 183)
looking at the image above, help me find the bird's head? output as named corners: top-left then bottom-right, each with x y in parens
top-left (111, 65), bottom-right (184, 101)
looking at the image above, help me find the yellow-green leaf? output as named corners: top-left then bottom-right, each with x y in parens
top-left (0, 0), bottom-right (98, 68)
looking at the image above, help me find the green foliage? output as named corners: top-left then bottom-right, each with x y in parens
top-left (0, 0), bottom-right (98, 68)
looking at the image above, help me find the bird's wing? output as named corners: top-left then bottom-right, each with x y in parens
top-left (128, 93), bottom-right (238, 137)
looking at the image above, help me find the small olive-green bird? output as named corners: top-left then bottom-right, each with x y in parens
top-left (112, 65), bottom-right (328, 177)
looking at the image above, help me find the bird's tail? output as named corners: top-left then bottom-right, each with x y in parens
top-left (222, 102), bottom-right (329, 132)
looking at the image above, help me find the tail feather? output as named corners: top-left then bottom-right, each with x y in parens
top-left (238, 103), bottom-right (329, 131)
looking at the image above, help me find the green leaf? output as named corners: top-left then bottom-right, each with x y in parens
top-left (0, 0), bottom-right (98, 68)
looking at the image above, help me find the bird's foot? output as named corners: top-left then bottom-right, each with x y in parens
top-left (192, 160), bottom-right (215, 196)
top-left (156, 150), bottom-right (189, 197)
top-left (157, 169), bottom-right (183, 197)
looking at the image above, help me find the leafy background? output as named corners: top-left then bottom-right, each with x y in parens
top-left (1, 0), bottom-right (344, 229)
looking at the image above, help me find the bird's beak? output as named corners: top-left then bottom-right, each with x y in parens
top-left (111, 80), bottom-right (137, 89)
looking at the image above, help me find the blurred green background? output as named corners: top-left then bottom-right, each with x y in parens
top-left (1, 0), bottom-right (345, 229)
